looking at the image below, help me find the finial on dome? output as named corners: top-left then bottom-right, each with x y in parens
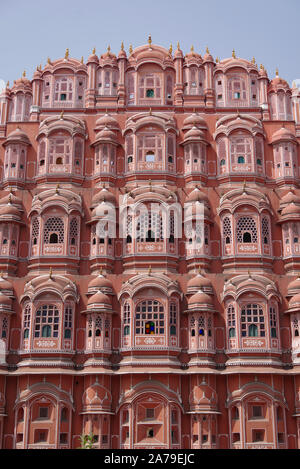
top-left (148, 35), bottom-right (152, 47)
top-left (60, 110), bottom-right (64, 120)
top-left (243, 180), bottom-right (247, 192)
top-left (252, 57), bottom-right (256, 64)
top-left (248, 269), bottom-right (252, 278)
top-left (169, 44), bottom-right (173, 55)
top-left (148, 265), bottom-right (152, 275)
top-left (232, 49), bottom-right (236, 59)
top-left (47, 57), bottom-right (51, 65)
top-left (191, 45), bottom-right (194, 53)
top-left (99, 266), bottom-right (103, 276)
top-left (149, 107), bottom-right (152, 116)
top-left (206, 47), bottom-right (210, 54)
top-left (22, 70), bottom-right (26, 77)
top-left (92, 47), bottom-right (96, 54)
top-left (107, 45), bottom-right (111, 53)
top-left (49, 267), bottom-right (53, 279)
top-left (276, 68), bottom-right (279, 77)
top-left (260, 63), bottom-right (264, 70)
top-left (177, 41), bottom-right (180, 49)
top-left (149, 179), bottom-right (152, 191)
top-left (81, 56), bottom-right (84, 64)
top-left (216, 57), bottom-right (219, 63)
top-left (65, 48), bottom-right (69, 60)
top-left (8, 193), bottom-right (12, 204)
top-left (55, 184), bottom-right (60, 193)
top-left (121, 41), bottom-right (124, 51)
top-left (6, 81), bottom-right (9, 88)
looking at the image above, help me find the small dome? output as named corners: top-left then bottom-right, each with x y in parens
top-left (188, 291), bottom-right (213, 306)
top-left (0, 192), bottom-right (22, 207)
top-left (94, 126), bottom-right (117, 144)
top-left (281, 191), bottom-right (300, 206)
top-left (184, 126), bottom-right (206, 141)
top-left (87, 292), bottom-right (111, 307)
top-left (0, 204), bottom-right (21, 218)
top-left (288, 277), bottom-right (300, 294)
top-left (186, 187), bottom-right (209, 203)
top-left (185, 47), bottom-right (202, 63)
top-left (87, 52), bottom-right (99, 64)
top-left (289, 293), bottom-right (300, 308)
top-left (271, 126), bottom-right (296, 144)
top-left (88, 275), bottom-right (113, 290)
top-left (270, 76), bottom-right (290, 90)
top-left (0, 293), bottom-right (12, 307)
top-left (281, 202), bottom-right (300, 217)
top-left (91, 189), bottom-right (116, 207)
top-left (3, 127), bottom-right (31, 146)
top-left (187, 274), bottom-right (212, 290)
top-left (95, 113), bottom-right (119, 130)
top-left (203, 49), bottom-right (214, 62)
top-left (174, 44), bottom-right (183, 59)
top-left (183, 113), bottom-right (207, 129)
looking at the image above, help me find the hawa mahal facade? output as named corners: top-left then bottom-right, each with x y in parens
top-left (0, 38), bottom-right (300, 450)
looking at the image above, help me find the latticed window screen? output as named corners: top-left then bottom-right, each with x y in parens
top-left (64, 306), bottom-right (73, 338)
top-left (43, 217), bottom-right (65, 243)
top-left (227, 305), bottom-right (236, 338)
top-left (34, 304), bottom-right (60, 338)
top-left (223, 217), bottom-right (232, 244)
top-left (32, 218), bottom-right (40, 245)
top-left (230, 137), bottom-right (252, 165)
top-left (49, 137), bottom-right (71, 165)
top-left (95, 316), bottom-right (102, 336)
top-left (135, 300), bottom-right (164, 335)
top-left (1, 317), bottom-right (8, 338)
top-left (218, 138), bottom-right (227, 165)
top-left (241, 304), bottom-right (265, 338)
top-left (269, 306), bottom-right (277, 338)
top-left (236, 217), bottom-right (257, 243)
top-left (54, 77), bottom-right (73, 102)
top-left (23, 305), bottom-right (31, 332)
top-left (198, 316), bottom-right (205, 336)
top-left (137, 132), bottom-right (163, 162)
top-left (262, 217), bottom-right (270, 244)
top-left (69, 218), bottom-right (78, 245)
top-left (136, 212), bottom-right (163, 241)
top-left (227, 76), bottom-right (247, 103)
top-left (293, 318), bottom-right (299, 337)
top-left (139, 74), bottom-right (161, 100)
top-left (170, 303), bottom-right (177, 335)
top-left (123, 303), bottom-right (130, 325)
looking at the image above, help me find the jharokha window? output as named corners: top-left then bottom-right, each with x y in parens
top-left (34, 305), bottom-right (60, 338)
top-left (135, 300), bottom-right (165, 335)
top-left (43, 217), bottom-right (65, 244)
top-left (49, 137), bottom-right (71, 166)
top-left (138, 74), bottom-right (162, 104)
top-left (241, 304), bottom-right (265, 338)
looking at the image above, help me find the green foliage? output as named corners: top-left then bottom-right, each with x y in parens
top-left (78, 432), bottom-right (95, 449)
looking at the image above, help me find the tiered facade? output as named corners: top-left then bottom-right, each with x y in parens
top-left (1, 39), bottom-right (300, 449)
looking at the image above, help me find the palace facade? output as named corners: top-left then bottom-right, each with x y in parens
top-left (0, 39), bottom-right (300, 449)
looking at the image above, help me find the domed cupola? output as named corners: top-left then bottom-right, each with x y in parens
top-left (188, 290), bottom-right (215, 311)
top-left (94, 113), bottom-right (119, 132)
top-left (183, 113), bottom-right (207, 131)
top-left (187, 272), bottom-right (213, 296)
top-left (87, 272), bottom-right (114, 296)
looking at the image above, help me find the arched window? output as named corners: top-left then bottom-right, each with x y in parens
top-left (44, 217), bottom-right (65, 244)
top-left (241, 304), bottom-right (265, 338)
top-left (237, 217), bottom-right (257, 244)
top-left (135, 300), bottom-right (164, 335)
top-left (64, 306), bottom-right (72, 340)
top-left (32, 218), bottom-right (40, 246)
top-left (123, 302), bottom-right (131, 336)
top-left (34, 305), bottom-right (59, 338)
top-left (223, 217), bottom-right (232, 245)
top-left (227, 305), bottom-right (236, 339)
top-left (170, 303), bottom-right (177, 336)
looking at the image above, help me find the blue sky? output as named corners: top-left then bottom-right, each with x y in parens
top-left (0, 0), bottom-right (299, 88)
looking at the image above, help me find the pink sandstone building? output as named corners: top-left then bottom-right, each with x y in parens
top-left (0, 38), bottom-right (300, 449)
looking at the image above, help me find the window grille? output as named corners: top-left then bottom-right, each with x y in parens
top-left (241, 304), bottom-right (265, 338)
top-left (135, 300), bottom-right (164, 335)
top-left (43, 217), bottom-right (64, 244)
top-left (34, 304), bottom-right (60, 338)
top-left (237, 217), bottom-right (257, 243)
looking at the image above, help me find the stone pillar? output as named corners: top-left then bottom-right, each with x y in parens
top-left (30, 68), bottom-right (43, 121)
top-left (203, 49), bottom-right (215, 108)
top-left (85, 51), bottom-right (99, 108)
top-left (174, 44), bottom-right (184, 106)
top-left (117, 45), bottom-right (127, 107)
